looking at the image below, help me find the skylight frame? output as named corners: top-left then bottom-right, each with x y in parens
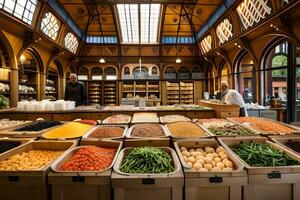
top-left (116, 3), bottom-right (161, 44)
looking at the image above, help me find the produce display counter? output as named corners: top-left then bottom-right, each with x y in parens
top-left (0, 106), bottom-right (215, 121)
top-left (219, 137), bottom-right (300, 200)
top-left (198, 100), bottom-right (240, 118)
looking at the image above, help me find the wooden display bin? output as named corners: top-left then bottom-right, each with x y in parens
top-left (268, 135), bottom-right (300, 156)
top-left (0, 140), bottom-right (76, 200)
top-left (48, 140), bottom-right (122, 200)
top-left (218, 137), bottom-right (300, 200)
top-left (112, 147), bottom-right (184, 200)
top-left (0, 137), bottom-right (33, 156)
top-left (198, 100), bottom-right (240, 118)
top-left (174, 139), bottom-right (247, 200)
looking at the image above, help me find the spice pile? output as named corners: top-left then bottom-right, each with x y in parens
top-left (131, 113), bottom-right (159, 123)
top-left (42, 122), bottom-right (93, 139)
top-left (103, 115), bottom-right (131, 124)
top-left (59, 146), bottom-right (117, 171)
top-left (0, 119), bottom-right (31, 130)
top-left (0, 150), bottom-right (64, 170)
top-left (160, 115), bottom-right (190, 123)
top-left (14, 121), bottom-right (62, 132)
top-left (232, 142), bottom-right (300, 167)
top-left (88, 126), bottom-right (125, 139)
top-left (166, 122), bottom-right (207, 138)
top-left (230, 117), bottom-right (294, 135)
top-left (198, 118), bottom-right (254, 136)
top-left (0, 141), bottom-right (21, 154)
top-left (131, 124), bottom-right (165, 137)
top-left (120, 147), bottom-right (174, 173)
top-left (179, 145), bottom-right (235, 172)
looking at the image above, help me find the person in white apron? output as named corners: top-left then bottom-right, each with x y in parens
top-left (221, 81), bottom-right (248, 117)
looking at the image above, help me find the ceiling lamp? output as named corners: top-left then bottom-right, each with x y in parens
top-left (20, 54), bottom-right (27, 64)
top-left (99, 58), bottom-right (105, 63)
top-left (176, 58), bottom-right (182, 63)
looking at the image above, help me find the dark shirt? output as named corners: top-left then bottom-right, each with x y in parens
top-left (64, 81), bottom-right (87, 106)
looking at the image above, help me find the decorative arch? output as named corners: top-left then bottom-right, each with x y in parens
top-left (21, 47), bottom-right (44, 73)
top-left (163, 66), bottom-right (177, 79)
top-left (78, 66), bottom-right (90, 80)
top-left (0, 31), bottom-right (17, 69)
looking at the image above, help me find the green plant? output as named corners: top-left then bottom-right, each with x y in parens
top-left (0, 95), bottom-right (9, 109)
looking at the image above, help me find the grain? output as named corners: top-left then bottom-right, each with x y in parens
top-left (88, 126), bottom-right (124, 139)
top-left (166, 122), bottom-right (207, 137)
top-left (131, 124), bottom-right (164, 137)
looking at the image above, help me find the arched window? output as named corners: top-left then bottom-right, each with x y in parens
top-left (124, 67), bottom-right (130, 75)
top-left (0, 0), bottom-right (37, 25)
top-left (41, 12), bottom-right (60, 40)
top-left (133, 67), bottom-right (148, 79)
top-left (78, 66), bottom-right (89, 80)
top-left (164, 66), bottom-right (176, 79)
top-left (64, 32), bottom-right (78, 54)
top-left (104, 67), bottom-right (117, 80)
top-left (192, 66), bottom-right (202, 79)
top-left (91, 67), bottom-right (103, 80)
top-left (178, 67), bottom-right (190, 79)
top-left (263, 41), bottom-right (288, 105)
top-left (151, 66), bottom-right (158, 75)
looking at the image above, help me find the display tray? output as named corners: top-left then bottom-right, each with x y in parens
top-left (160, 115), bottom-right (191, 123)
top-left (0, 140), bottom-right (76, 174)
top-left (102, 114), bottom-right (131, 125)
top-left (0, 121), bottom-right (64, 138)
top-left (0, 120), bottom-right (32, 131)
top-left (0, 138), bottom-right (33, 156)
top-left (113, 147), bottom-right (181, 177)
top-left (131, 112), bottom-right (159, 123)
top-left (51, 140), bottom-right (122, 174)
top-left (126, 124), bottom-right (169, 139)
top-left (218, 136), bottom-right (300, 174)
top-left (82, 125), bottom-right (128, 141)
top-left (164, 122), bottom-right (211, 139)
top-left (228, 117), bottom-right (300, 135)
top-left (268, 135), bottom-right (300, 157)
top-left (194, 118), bottom-right (260, 137)
top-left (174, 138), bottom-right (246, 176)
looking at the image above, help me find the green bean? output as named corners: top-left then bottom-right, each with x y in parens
top-left (232, 142), bottom-right (300, 167)
top-left (120, 147), bottom-right (174, 174)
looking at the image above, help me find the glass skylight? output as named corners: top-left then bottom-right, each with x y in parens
top-left (116, 4), bottom-right (161, 44)
top-left (41, 12), bottom-right (60, 40)
top-left (0, 0), bottom-right (37, 25)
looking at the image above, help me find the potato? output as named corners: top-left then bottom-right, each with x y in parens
top-left (205, 147), bottom-right (215, 154)
top-left (204, 163), bottom-right (212, 171)
top-left (217, 162), bottom-right (225, 169)
top-left (193, 163), bottom-right (202, 170)
top-left (214, 157), bottom-right (222, 163)
top-left (196, 148), bottom-right (204, 153)
top-left (196, 159), bottom-right (205, 165)
top-left (216, 146), bottom-right (225, 153)
top-left (212, 153), bottom-right (219, 158)
top-left (189, 148), bottom-right (195, 153)
top-left (187, 162), bottom-right (193, 168)
top-left (220, 154), bottom-right (228, 160)
top-left (191, 151), bottom-right (199, 158)
top-left (196, 155), bottom-right (204, 160)
top-left (204, 157), bottom-right (212, 164)
top-left (182, 151), bottom-right (190, 157)
top-left (211, 167), bottom-right (222, 172)
top-left (180, 147), bottom-right (188, 152)
top-left (225, 160), bottom-right (233, 168)
top-left (182, 155), bottom-right (188, 162)
top-left (198, 167), bottom-right (209, 172)
top-left (187, 156), bottom-right (196, 163)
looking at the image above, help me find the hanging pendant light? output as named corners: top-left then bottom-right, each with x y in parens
top-left (176, 57), bottom-right (182, 63)
top-left (99, 58), bottom-right (105, 63)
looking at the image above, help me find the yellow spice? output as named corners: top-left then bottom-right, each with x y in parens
top-left (167, 122), bottom-right (206, 137)
top-left (42, 122), bottom-right (93, 139)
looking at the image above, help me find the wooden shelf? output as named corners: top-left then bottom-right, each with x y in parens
top-left (19, 92), bottom-right (37, 95)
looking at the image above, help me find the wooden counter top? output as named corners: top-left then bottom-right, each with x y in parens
top-left (198, 100), bottom-right (240, 118)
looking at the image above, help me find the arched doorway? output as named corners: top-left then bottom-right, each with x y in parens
top-left (0, 39), bottom-right (11, 102)
top-left (234, 49), bottom-right (256, 103)
top-left (46, 58), bottom-right (63, 100)
top-left (18, 47), bottom-right (43, 101)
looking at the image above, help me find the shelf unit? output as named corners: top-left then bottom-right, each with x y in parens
top-left (166, 81), bottom-right (194, 105)
top-left (88, 81), bottom-right (102, 106)
top-left (121, 80), bottom-right (160, 101)
top-left (104, 81), bottom-right (117, 105)
top-left (45, 71), bottom-right (58, 100)
top-left (0, 70), bottom-right (11, 99)
top-left (19, 61), bottom-right (38, 101)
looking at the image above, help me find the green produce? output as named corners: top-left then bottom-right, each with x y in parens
top-left (208, 124), bottom-right (254, 136)
top-left (0, 95), bottom-right (9, 109)
top-left (120, 147), bottom-right (174, 173)
top-left (232, 142), bottom-right (300, 167)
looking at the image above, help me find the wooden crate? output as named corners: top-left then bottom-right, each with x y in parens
top-left (0, 138), bottom-right (33, 156)
top-left (174, 139), bottom-right (247, 200)
top-left (112, 147), bottom-right (184, 200)
top-left (218, 137), bottom-right (300, 200)
top-left (268, 135), bottom-right (300, 156)
top-left (48, 140), bottom-right (122, 200)
top-left (0, 140), bottom-right (76, 200)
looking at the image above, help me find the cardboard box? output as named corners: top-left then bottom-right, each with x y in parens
top-left (174, 138), bottom-right (247, 200)
top-left (218, 137), bottom-right (300, 200)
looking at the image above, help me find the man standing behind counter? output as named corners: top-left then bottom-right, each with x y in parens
top-left (221, 81), bottom-right (248, 117)
top-left (64, 73), bottom-right (87, 106)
